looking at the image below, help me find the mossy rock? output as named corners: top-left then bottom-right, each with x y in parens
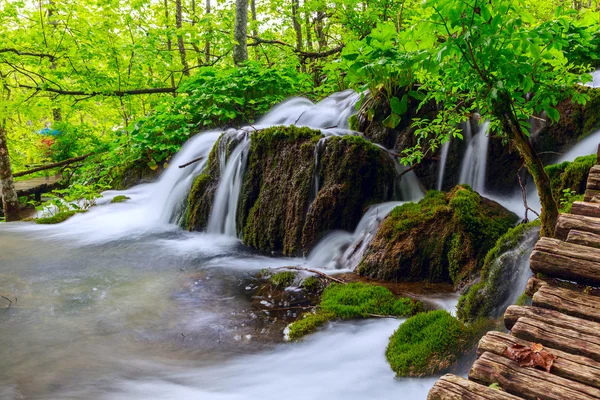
top-left (544, 154), bottom-right (597, 203)
top-left (456, 221), bottom-right (540, 323)
top-left (286, 282), bottom-right (421, 341)
top-left (36, 210), bottom-right (87, 224)
top-left (386, 310), bottom-right (471, 377)
top-left (110, 195), bottom-right (130, 203)
top-left (237, 126), bottom-right (395, 255)
top-left (357, 186), bottom-right (518, 286)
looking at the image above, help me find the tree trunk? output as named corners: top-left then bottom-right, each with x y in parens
top-left (315, 10), bottom-right (327, 50)
top-left (494, 94), bottom-right (558, 237)
top-left (233, 0), bottom-right (248, 66)
top-left (164, 0), bottom-right (177, 91)
top-left (0, 126), bottom-right (20, 221)
top-left (305, 11), bottom-right (313, 51)
top-left (205, 0), bottom-right (211, 63)
top-left (176, 0), bottom-right (190, 75)
top-left (291, 0), bottom-right (304, 70)
top-left (250, 0), bottom-right (259, 60)
top-left (48, 1), bottom-right (62, 122)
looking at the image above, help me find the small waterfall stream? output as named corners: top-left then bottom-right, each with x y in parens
top-left (458, 120), bottom-right (490, 193)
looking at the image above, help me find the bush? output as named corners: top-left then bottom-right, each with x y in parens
top-left (36, 210), bottom-right (87, 224)
top-left (386, 310), bottom-right (470, 377)
top-left (544, 154), bottom-right (597, 202)
top-left (270, 271), bottom-right (297, 288)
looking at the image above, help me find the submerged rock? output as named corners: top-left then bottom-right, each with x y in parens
top-left (186, 126), bottom-right (396, 256)
top-left (456, 221), bottom-right (540, 323)
top-left (357, 186), bottom-right (519, 286)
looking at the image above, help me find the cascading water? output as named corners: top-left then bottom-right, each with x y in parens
top-left (207, 132), bottom-right (251, 236)
top-left (436, 139), bottom-right (451, 190)
top-left (458, 120), bottom-right (491, 193)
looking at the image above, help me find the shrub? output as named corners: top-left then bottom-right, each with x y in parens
top-left (36, 210), bottom-right (87, 224)
top-left (270, 271), bottom-right (297, 288)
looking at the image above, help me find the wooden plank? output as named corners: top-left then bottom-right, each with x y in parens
top-left (428, 374), bottom-right (523, 400)
top-left (586, 189), bottom-right (600, 202)
top-left (567, 229), bottom-right (600, 249)
top-left (587, 176), bottom-right (600, 191)
top-left (532, 285), bottom-right (600, 323)
top-left (478, 331), bottom-right (600, 390)
top-left (511, 317), bottom-right (600, 362)
top-left (555, 213), bottom-right (600, 241)
top-left (534, 237), bottom-right (600, 263)
top-left (594, 196), bottom-right (600, 204)
top-left (571, 202), bottom-right (600, 218)
top-left (469, 351), bottom-right (600, 400)
top-left (590, 165), bottom-right (600, 175)
top-left (524, 277), bottom-right (548, 296)
top-left (504, 305), bottom-right (600, 334)
top-left (530, 252), bottom-right (600, 286)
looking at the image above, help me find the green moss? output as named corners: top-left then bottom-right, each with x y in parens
top-left (270, 271), bottom-right (297, 288)
top-left (110, 195), bottom-right (130, 203)
top-left (358, 186), bottom-right (518, 285)
top-left (287, 311), bottom-right (335, 341)
top-left (36, 210), bottom-right (87, 224)
top-left (544, 154), bottom-right (597, 202)
top-left (286, 282), bottom-right (421, 341)
top-left (386, 310), bottom-right (471, 377)
top-left (515, 292), bottom-right (532, 306)
top-left (457, 220), bottom-right (540, 323)
top-left (301, 276), bottom-right (322, 292)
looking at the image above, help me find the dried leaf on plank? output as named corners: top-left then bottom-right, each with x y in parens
top-left (503, 343), bottom-right (557, 373)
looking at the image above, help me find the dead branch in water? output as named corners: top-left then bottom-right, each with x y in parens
top-left (278, 266), bottom-right (346, 284)
top-left (1, 295), bottom-right (12, 307)
top-left (178, 156), bottom-right (204, 169)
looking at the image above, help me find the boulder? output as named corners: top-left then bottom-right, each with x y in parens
top-left (357, 186), bottom-right (519, 286)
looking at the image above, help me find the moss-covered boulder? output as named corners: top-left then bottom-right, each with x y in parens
top-left (544, 154), bottom-right (597, 203)
top-left (386, 310), bottom-right (472, 377)
top-left (286, 282), bottom-right (422, 341)
top-left (357, 186), bottom-right (518, 286)
top-left (187, 126), bottom-right (396, 255)
top-left (456, 221), bottom-right (540, 323)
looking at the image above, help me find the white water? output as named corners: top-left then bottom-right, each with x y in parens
top-left (584, 69), bottom-right (600, 89)
top-left (458, 120), bottom-right (490, 193)
top-left (557, 129), bottom-right (600, 163)
top-left (436, 139), bottom-right (451, 190)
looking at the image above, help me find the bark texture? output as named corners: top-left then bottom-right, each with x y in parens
top-left (0, 126), bottom-right (20, 221)
top-left (233, 0), bottom-right (249, 66)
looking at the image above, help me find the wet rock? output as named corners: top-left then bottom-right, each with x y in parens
top-left (357, 186), bottom-right (519, 286)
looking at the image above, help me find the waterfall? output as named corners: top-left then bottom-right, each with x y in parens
top-left (307, 201), bottom-right (404, 270)
top-left (557, 129), bottom-right (600, 163)
top-left (458, 120), bottom-right (491, 193)
top-left (436, 139), bottom-right (451, 191)
top-left (207, 133), bottom-right (251, 236)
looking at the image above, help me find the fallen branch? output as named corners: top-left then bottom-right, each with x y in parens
top-left (367, 313), bottom-right (398, 318)
top-left (15, 84), bottom-right (177, 97)
top-left (517, 165), bottom-right (540, 222)
top-left (13, 153), bottom-right (95, 177)
top-left (278, 266), bottom-right (346, 284)
top-left (268, 305), bottom-right (316, 311)
top-left (178, 156), bottom-right (204, 169)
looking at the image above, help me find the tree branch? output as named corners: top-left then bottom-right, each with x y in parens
top-left (14, 85), bottom-right (177, 97)
top-left (13, 153), bottom-right (96, 177)
top-left (0, 48), bottom-right (55, 61)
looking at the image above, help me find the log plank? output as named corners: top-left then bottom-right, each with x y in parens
top-left (469, 351), bottom-right (600, 400)
top-left (555, 214), bottom-right (600, 241)
top-left (572, 202), bottom-right (600, 219)
top-left (478, 331), bottom-right (600, 390)
top-left (504, 305), bottom-right (600, 335)
top-left (530, 239), bottom-right (600, 285)
top-left (567, 229), bottom-right (600, 249)
top-left (427, 374), bottom-right (523, 400)
top-left (511, 317), bottom-right (600, 362)
top-left (586, 189), bottom-right (600, 202)
top-left (532, 285), bottom-right (600, 323)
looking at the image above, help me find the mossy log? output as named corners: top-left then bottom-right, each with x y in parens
top-left (567, 230), bottom-right (600, 249)
top-left (427, 374), bottom-right (521, 400)
top-left (530, 237), bottom-right (600, 285)
top-left (570, 202), bottom-right (600, 218)
top-left (531, 285), bottom-right (600, 324)
top-left (478, 331), bottom-right (600, 390)
top-left (469, 351), bottom-right (600, 400)
top-left (510, 316), bottom-right (600, 363)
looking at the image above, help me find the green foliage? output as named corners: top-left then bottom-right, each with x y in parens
top-left (287, 283), bottom-right (421, 340)
top-left (385, 310), bottom-right (470, 377)
top-left (545, 154), bottom-right (597, 202)
top-left (301, 276), bottom-right (322, 292)
top-left (36, 210), bottom-right (87, 224)
top-left (110, 195), bottom-right (130, 204)
top-left (37, 183), bottom-right (107, 217)
top-left (270, 271), bottom-right (297, 288)
top-left (516, 292), bottom-right (532, 306)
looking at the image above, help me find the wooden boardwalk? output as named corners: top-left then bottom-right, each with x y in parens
top-left (1, 175), bottom-right (61, 200)
top-left (429, 147), bottom-right (600, 400)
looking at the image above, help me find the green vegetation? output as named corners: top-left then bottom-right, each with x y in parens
top-left (457, 221), bottom-right (540, 323)
top-left (358, 186), bottom-right (518, 285)
top-left (270, 271), bottom-right (297, 288)
top-left (301, 276), bottom-right (323, 292)
top-left (516, 293), bottom-right (532, 307)
top-left (287, 283), bottom-right (421, 341)
top-left (35, 210), bottom-right (87, 224)
top-left (386, 310), bottom-right (471, 377)
top-left (545, 154), bottom-right (597, 203)
top-left (110, 195), bottom-right (130, 204)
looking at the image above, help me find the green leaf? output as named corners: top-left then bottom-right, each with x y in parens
top-left (383, 113), bottom-right (402, 128)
